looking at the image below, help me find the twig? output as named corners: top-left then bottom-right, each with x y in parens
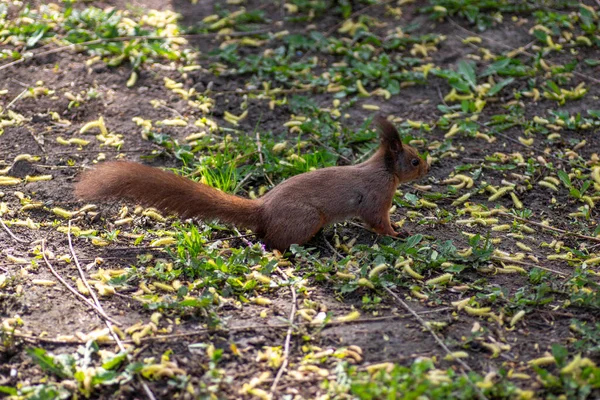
top-left (256, 129), bottom-right (265, 167)
top-left (141, 383), bottom-right (157, 400)
top-left (270, 270), bottom-right (297, 395)
top-left (324, 236), bottom-right (345, 260)
top-left (40, 239), bottom-right (121, 325)
top-left (498, 211), bottom-right (600, 243)
top-left (252, 115), bottom-right (275, 187)
top-left (0, 218), bottom-right (28, 243)
top-left (382, 286), bottom-right (488, 400)
top-left (312, 137), bottom-right (352, 164)
top-left (68, 220), bottom-right (124, 340)
top-left (68, 222), bottom-right (155, 399)
top-left (10, 308), bottom-right (451, 345)
top-left (0, 30), bottom-right (272, 72)
top-left (4, 88), bottom-right (29, 111)
top-left (208, 87), bottom-right (313, 97)
top-left (491, 256), bottom-right (567, 277)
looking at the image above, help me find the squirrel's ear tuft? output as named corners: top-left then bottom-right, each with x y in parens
top-left (374, 115), bottom-right (403, 153)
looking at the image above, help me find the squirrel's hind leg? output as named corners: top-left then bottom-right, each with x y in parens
top-left (262, 204), bottom-right (324, 250)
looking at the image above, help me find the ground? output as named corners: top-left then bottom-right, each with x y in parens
top-left (1, 0), bottom-right (600, 399)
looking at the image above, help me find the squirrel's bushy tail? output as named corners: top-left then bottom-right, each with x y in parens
top-left (75, 161), bottom-right (262, 230)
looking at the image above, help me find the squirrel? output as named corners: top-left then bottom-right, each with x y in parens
top-left (74, 116), bottom-right (429, 250)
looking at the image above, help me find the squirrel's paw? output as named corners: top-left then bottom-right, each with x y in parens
top-left (394, 229), bottom-right (410, 238)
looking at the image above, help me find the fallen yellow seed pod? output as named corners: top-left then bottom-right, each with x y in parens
top-left (444, 351), bottom-right (469, 361)
top-left (419, 199), bottom-right (438, 208)
top-left (451, 297), bottom-right (471, 310)
top-left (153, 282), bottom-right (175, 292)
top-left (585, 256), bottom-right (600, 265)
top-left (336, 310), bottom-right (360, 322)
top-left (356, 80), bottom-right (370, 97)
top-left (528, 356), bottom-right (555, 367)
top-left (464, 306), bottom-right (491, 316)
top-left (539, 181), bottom-right (558, 191)
top-left (76, 278), bottom-right (90, 295)
top-left (142, 210), bottom-right (166, 222)
top-left (369, 263), bottom-right (388, 279)
top-left (510, 192), bottom-right (523, 209)
top-left (510, 310), bottom-right (526, 326)
top-left (336, 272), bottom-right (356, 280)
top-left (426, 273), bottom-right (452, 286)
top-left (126, 71), bottom-right (138, 88)
top-left (150, 237), bottom-right (177, 247)
top-left (488, 186), bottom-right (513, 201)
top-left (362, 104), bottom-right (380, 111)
top-left (365, 362), bottom-right (394, 374)
top-left (32, 279), bottom-right (56, 286)
top-left (52, 207), bottom-right (75, 219)
top-left (358, 278), bottom-right (375, 289)
top-left (253, 297), bottom-right (272, 306)
top-left (404, 264), bottom-right (424, 280)
top-left (25, 175), bottom-right (53, 183)
top-left (0, 177), bottom-right (22, 186)
top-left (452, 193), bottom-right (471, 206)
top-left (516, 242), bottom-right (532, 252)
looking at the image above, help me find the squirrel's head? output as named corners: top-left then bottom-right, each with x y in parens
top-left (374, 116), bottom-right (429, 183)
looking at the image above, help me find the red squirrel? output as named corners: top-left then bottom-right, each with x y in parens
top-left (75, 116), bottom-right (429, 250)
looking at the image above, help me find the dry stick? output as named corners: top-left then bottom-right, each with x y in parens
top-left (254, 128), bottom-right (274, 187)
top-left (0, 218), bottom-right (28, 243)
top-left (324, 236), bottom-right (345, 260)
top-left (40, 240), bottom-right (121, 325)
top-left (0, 30), bottom-right (271, 72)
top-left (270, 270), bottom-right (298, 395)
top-left (498, 211), bottom-right (600, 243)
top-left (11, 308), bottom-right (452, 346)
top-left (382, 286), bottom-right (489, 400)
top-left (208, 87), bottom-right (313, 97)
top-left (67, 222), bottom-right (157, 400)
top-left (447, 18), bottom-right (600, 85)
top-left (68, 220), bottom-right (124, 338)
top-left (490, 256), bottom-right (567, 277)
top-left (4, 88), bottom-right (29, 111)
top-left (0, 233), bottom-right (261, 269)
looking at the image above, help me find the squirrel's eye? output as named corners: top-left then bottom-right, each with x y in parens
top-left (411, 159), bottom-right (419, 166)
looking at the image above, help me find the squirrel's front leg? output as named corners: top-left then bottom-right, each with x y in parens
top-left (361, 209), bottom-right (401, 237)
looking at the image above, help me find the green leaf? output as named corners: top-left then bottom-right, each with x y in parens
top-left (450, 79), bottom-right (470, 93)
top-left (557, 170), bottom-right (571, 188)
top-left (551, 343), bottom-right (568, 367)
top-left (587, 110), bottom-right (600, 118)
top-left (405, 234), bottom-right (423, 249)
top-left (26, 348), bottom-right (67, 378)
top-left (581, 180), bottom-right (591, 196)
top-left (0, 386), bottom-right (17, 395)
top-left (102, 351), bottom-right (128, 370)
top-left (570, 188), bottom-right (581, 199)
top-left (483, 58), bottom-right (511, 76)
top-left (487, 78), bottom-right (514, 96)
top-left (584, 59), bottom-right (600, 67)
top-left (26, 28), bottom-right (46, 48)
top-left (546, 81), bottom-right (560, 94)
top-left (457, 60), bottom-right (476, 88)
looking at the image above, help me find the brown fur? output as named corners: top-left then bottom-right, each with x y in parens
top-left (74, 117), bottom-right (429, 250)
